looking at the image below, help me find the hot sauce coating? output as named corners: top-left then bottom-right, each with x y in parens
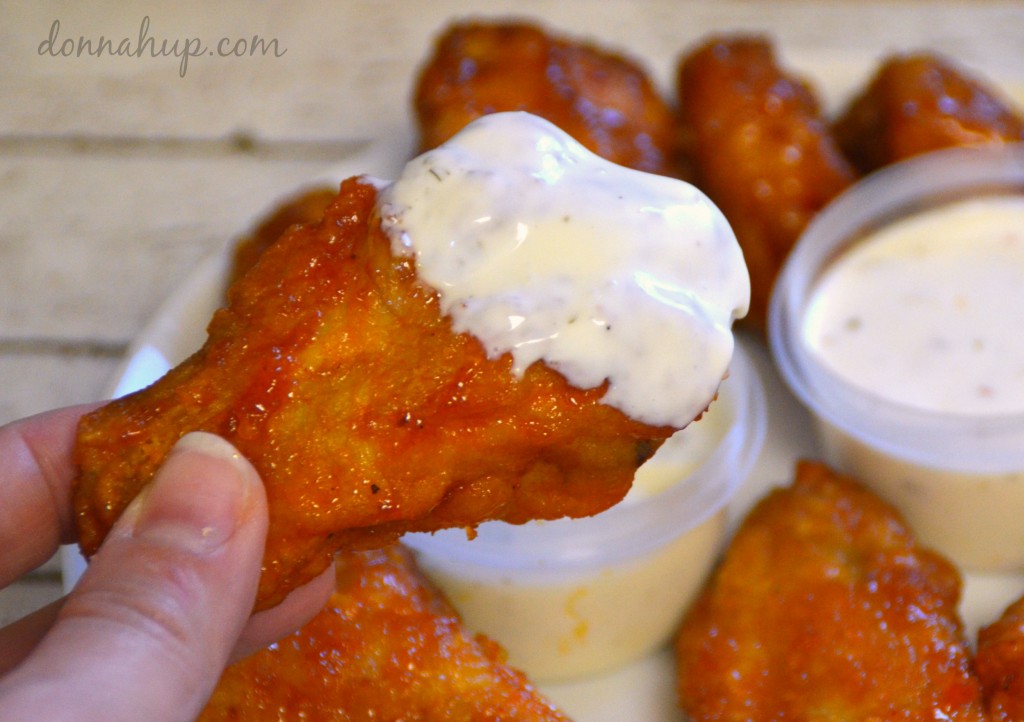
top-left (73, 178), bottom-right (673, 609)
top-left (199, 545), bottom-right (571, 722)
top-left (978, 596), bottom-right (1024, 721)
top-left (414, 20), bottom-right (679, 177)
top-left (676, 35), bottom-right (856, 332)
top-left (675, 461), bottom-right (987, 721)
top-left (833, 52), bottom-right (1024, 174)
top-left (228, 186), bottom-right (336, 287)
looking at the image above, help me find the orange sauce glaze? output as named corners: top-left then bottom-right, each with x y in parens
top-left (199, 546), bottom-right (570, 722)
top-left (74, 178), bottom-right (672, 609)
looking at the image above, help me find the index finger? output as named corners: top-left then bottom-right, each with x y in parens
top-left (0, 404), bottom-right (100, 587)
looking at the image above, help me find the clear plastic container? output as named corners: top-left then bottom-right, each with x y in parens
top-left (769, 143), bottom-right (1024, 572)
top-left (404, 342), bottom-right (766, 683)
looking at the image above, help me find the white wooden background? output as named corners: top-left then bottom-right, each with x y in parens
top-left (2, 0), bottom-right (1022, 656)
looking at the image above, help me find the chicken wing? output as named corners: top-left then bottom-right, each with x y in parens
top-left (199, 545), bottom-right (570, 722)
top-left (833, 52), bottom-right (1024, 174)
top-left (228, 186), bottom-right (336, 287)
top-left (977, 595), bottom-right (1024, 721)
top-left (414, 20), bottom-right (679, 177)
top-left (676, 35), bottom-right (856, 331)
top-left (74, 177), bottom-right (677, 609)
top-left (675, 461), bottom-right (987, 721)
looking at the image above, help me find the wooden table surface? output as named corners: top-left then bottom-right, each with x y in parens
top-left (2, 0), bottom-right (1022, 692)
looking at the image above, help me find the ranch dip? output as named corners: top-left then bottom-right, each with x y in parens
top-left (802, 194), bottom-right (1024, 416)
top-left (378, 111), bottom-right (749, 428)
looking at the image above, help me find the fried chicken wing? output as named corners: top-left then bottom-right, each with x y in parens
top-left (199, 545), bottom-right (570, 722)
top-left (414, 20), bottom-right (679, 176)
top-left (676, 35), bottom-right (857, 331)
top-left (74, 177), bottom-right (676, 609)
top-left (675, 461), bottom-right (987, 721)
top-left (977, 595), bottom-right (1024, 721)
top-left (228, 186), bottom-right (336, 286)
top-left (833, 52), bottom-right (1024, 174)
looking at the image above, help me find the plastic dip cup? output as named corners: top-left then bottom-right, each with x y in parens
top-left (770, 144), bottom-right (1024, 572)
top-left (404, 342), bottom-right (766, 682)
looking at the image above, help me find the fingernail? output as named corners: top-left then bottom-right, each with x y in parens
top-left (117, 432), bottom-right (259, 555)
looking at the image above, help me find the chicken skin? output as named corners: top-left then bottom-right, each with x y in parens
top-left (675, 461), bottom-right (987, 721)
top-left (414, 20), bottom-right (679, 177)
top-left (978, 595), bottom-right (1024, 721)
top-left (833, 52), bottom-right (1024, 174)
top-left (199, 545), bottom-right (570, 722)
top-left (676, 35), bottom-right (856, 331)
top-left (228, 186), bottom-right (336, 287)
top-left (74, 177), bottom-right (676, 609)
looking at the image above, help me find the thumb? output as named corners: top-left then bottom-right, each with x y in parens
top-left (0, 432), bottom-right (268, 722)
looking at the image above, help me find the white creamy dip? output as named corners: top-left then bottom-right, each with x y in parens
top-left (413, 510), bottom-right (726, 683)
top-left (785, 191), bottom-right (1024, 570)
top-left (378, 111), bottom-right (749, 428)
top-left (803, 195), bottom-right (1024, 416)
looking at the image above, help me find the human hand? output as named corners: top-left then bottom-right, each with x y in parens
top-left (0, 405), bottom-right (334, 722)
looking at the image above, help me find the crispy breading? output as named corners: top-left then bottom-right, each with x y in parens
top-left (73, 177), bottom-right (674, 609)
top-left (199, 545), bottom-right (570, 722)
top-left (228, 186), bottom-right (336, 287)
top-left (414, 20), bottom-right (679, 177)
top-left (833, 52), bottom-right (1024, 174)
top-left (977, 595), bottom-right (1024, 721)
top-left (675, 461), bottom-right (987, 721)
top-left (676, 35), bottom-right (856, 332)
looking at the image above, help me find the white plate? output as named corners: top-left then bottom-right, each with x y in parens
top-left (64, 140), bottom-right (1024, 722)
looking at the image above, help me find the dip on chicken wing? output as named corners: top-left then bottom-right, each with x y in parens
top-left (74, 177), bottom-right (680, 609)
